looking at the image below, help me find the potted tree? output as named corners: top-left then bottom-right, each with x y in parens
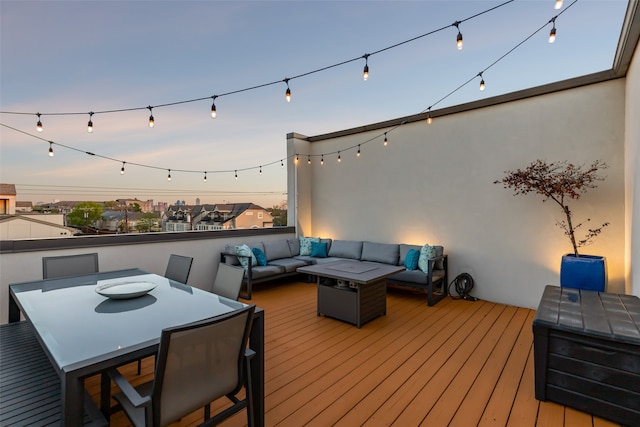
top-left (495, 159), bottom-right (610, 291)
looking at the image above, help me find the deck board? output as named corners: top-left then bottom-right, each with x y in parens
top-left (83, 280), bottom-right (622, 427)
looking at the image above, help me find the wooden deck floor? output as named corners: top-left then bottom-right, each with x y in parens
top-left (91, 280), bottom-right (623, 427)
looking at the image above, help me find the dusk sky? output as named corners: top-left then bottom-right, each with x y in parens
top-left (0, 0), bottom-right (628, 208)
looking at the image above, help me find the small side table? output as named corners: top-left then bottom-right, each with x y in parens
top-left (533, 285), bottom-right (640, 426)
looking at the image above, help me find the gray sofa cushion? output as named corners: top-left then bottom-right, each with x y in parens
top-left (328, 240), bottom-right (362, 260)
top-left (269, 258), bottom-right (309, 273)
top-left (287, 238), bottom-right (300, 256)
top-left (263, 239), bottom-right (292, 261)
top-left (249, 265), bottom-right (286, 279)
top-left (223, 244), bottom-right (241, 266)
top-left (361, 241), bottom-right (399, 265)
top-left (294, 255), bottom-right (346, 265)
top-left (389, 269), bottom-right (445, 285)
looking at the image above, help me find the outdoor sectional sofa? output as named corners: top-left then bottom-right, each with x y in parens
top-left (220, 238), bottom-right (448, 305)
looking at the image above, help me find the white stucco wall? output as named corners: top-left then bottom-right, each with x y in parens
top-left (626, 38), bottom-right (640, 297)
top-left (290, 80), bottom-right (626, 309)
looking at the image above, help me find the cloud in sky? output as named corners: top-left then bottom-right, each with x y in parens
top-left (0, 0), bottom-right (628, 206)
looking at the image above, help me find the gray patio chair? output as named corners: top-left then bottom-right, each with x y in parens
top-left (212, 263), bottom-right (245, 301)
top-left (164, 254), bottom-right (192, 284)
top-left (42, 253), bottom-right (99, 279)
top-left (108, 305), bottom-right (256, 427)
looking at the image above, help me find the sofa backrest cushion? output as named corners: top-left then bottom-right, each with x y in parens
top-left (224, 244), bottom-right (241, 266)
top-left (263, 239), bottom-right (292, 261)
top-left (299, 237), bottom-right (320, 256)
top-left (361, 241), bottom-right (399, 265)
top-left (287, 238), bottom-right (300, 256)
top-left (328, 240), bottom-right (363, 260)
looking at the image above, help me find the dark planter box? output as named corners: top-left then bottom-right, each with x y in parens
top-left (560, 254), bottom-right (607, 292)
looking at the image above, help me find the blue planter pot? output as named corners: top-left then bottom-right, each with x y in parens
top-left (560, 254), bottom-right (607, 292)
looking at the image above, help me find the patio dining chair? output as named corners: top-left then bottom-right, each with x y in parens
top-left (212, 263), bottom-right (245, 301)
top-left (42, 253), bottom-right (99, 279)
top-left (108, 304), bottom-right (256, 427)
top-left (164, 254), bottom-right (193, 284)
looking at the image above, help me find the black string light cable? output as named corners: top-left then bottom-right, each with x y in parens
top-left (0, 1), bottom-right (576, 180)
top-left (0, 0), bottom-right (516, 127)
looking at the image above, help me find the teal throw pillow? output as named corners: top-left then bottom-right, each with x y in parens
top-left (299, 236), bottom-right (320, 256)
top-left (235, 244), bottom-right (257, 270)
top-left (404, 249), bottom-right (420, 270)
top-left (252, 247), bottom-right (267, 266)
top-left (310, 241), bottom-right (328, 258)
top-left (418, 244), bottom-right (436, 273)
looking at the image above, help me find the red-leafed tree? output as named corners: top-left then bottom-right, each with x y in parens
top-left (494, 160), bottom-right (609, 256)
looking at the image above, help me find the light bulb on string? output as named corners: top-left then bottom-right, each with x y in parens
top-left (148, 106), bottom-right (155, 128)
top-left (210, 96), bottom-right (217, 119)
top-left (203, 172), bottom-right (207, 183)
top-left (167, 169), bottom-right (171, 181)
top-left (259, 166), bottom-right (262, 175)
top-left (357, 145), bottom-right (361, 157)
top-left (307, 155), bottom-right (311, 165)
top-left (235, 170), bottom-right (238, 180)
top-left (121, 162), bottom-right (125, 175)
top-left (549, 20), bottom-right (557, 43)
top-left (281, 159), bottom-right (284, 168)
top-left (48, 141), bottom-right (54, 157)
top-left (384, 133), bottom-right (388, 146)
top-left (284, 78), bottom-right (291, 102)
top-left (321, 155), bottom-right (324, 165)
top-left (426, 108), bottom-right (433, 124)
top-left (36, 113), bottom-right (43, 132)
top-left (478, 72), bottom-right (486, 91)
top-left (363, 54), bottom-right (370, 81)
top-left (338, 152), bottom-right (341, 162)
top-left (454, 22), bottom-right (463, 50)
top-left (87, 112), bottom-right (94, 133)
top-left (554, 0), bottom-right (563, 10)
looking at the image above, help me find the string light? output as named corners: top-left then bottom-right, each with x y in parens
top-left (148, 106), bottom-right (155, 128)
top-left (284, 78), bottom-right (291, 102)
top-left (454, 21), bottom-right (463, 50)
top-left (478, 72), bottom-right (486, 91)
top-left (384, 132), bottom-right (388, 146)
top-left (259, 165), bottom-right (262, 175)
top-left (36, 113), bottom-right (43, 132)
top-left (203, 171), bottom-right (207, 182)
top-left (321, 155), bottom-right (324, 165)
top-left (87, 112), bottom-right (94, 133)
top-left (3, 1), bottom-right (574, 182)
top-left (121, 162), bottom-right (125, 175)
top-left (308, 155), bottom-right (311, 165)
top-left (363, 54), bottom-right (370, 81)
top-left (235, 170), bottom-right (238, 180)
top-left (210, 96), bottom-right (217, 119)
top-left (554, 0), bottom-right (563, 10)
top-left (549, 18), bottom-right (557, 43)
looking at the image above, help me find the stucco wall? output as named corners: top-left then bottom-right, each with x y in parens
top-left (626, 38), bottom-right (640, 296)
top-left (290, 80), bottom-right (626, 309)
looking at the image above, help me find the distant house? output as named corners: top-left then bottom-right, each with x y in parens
top-left (116, 198), bottom-right (154, 213)
top-left (0, 183), bottom-right (17, 215)
top-left (15, 201), bottom-right (33, 212)
top-left (163, 203), bottom-right (273, 232)
top-left (0, 215), bottom-right (77, 240)
top-left (162, 205), bottom-right (195, 232)
top-left (98, 211), bottom-right (147, 233)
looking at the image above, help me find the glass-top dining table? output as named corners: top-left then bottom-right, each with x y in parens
top-left (8, 268), bottom-right (264, 427)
